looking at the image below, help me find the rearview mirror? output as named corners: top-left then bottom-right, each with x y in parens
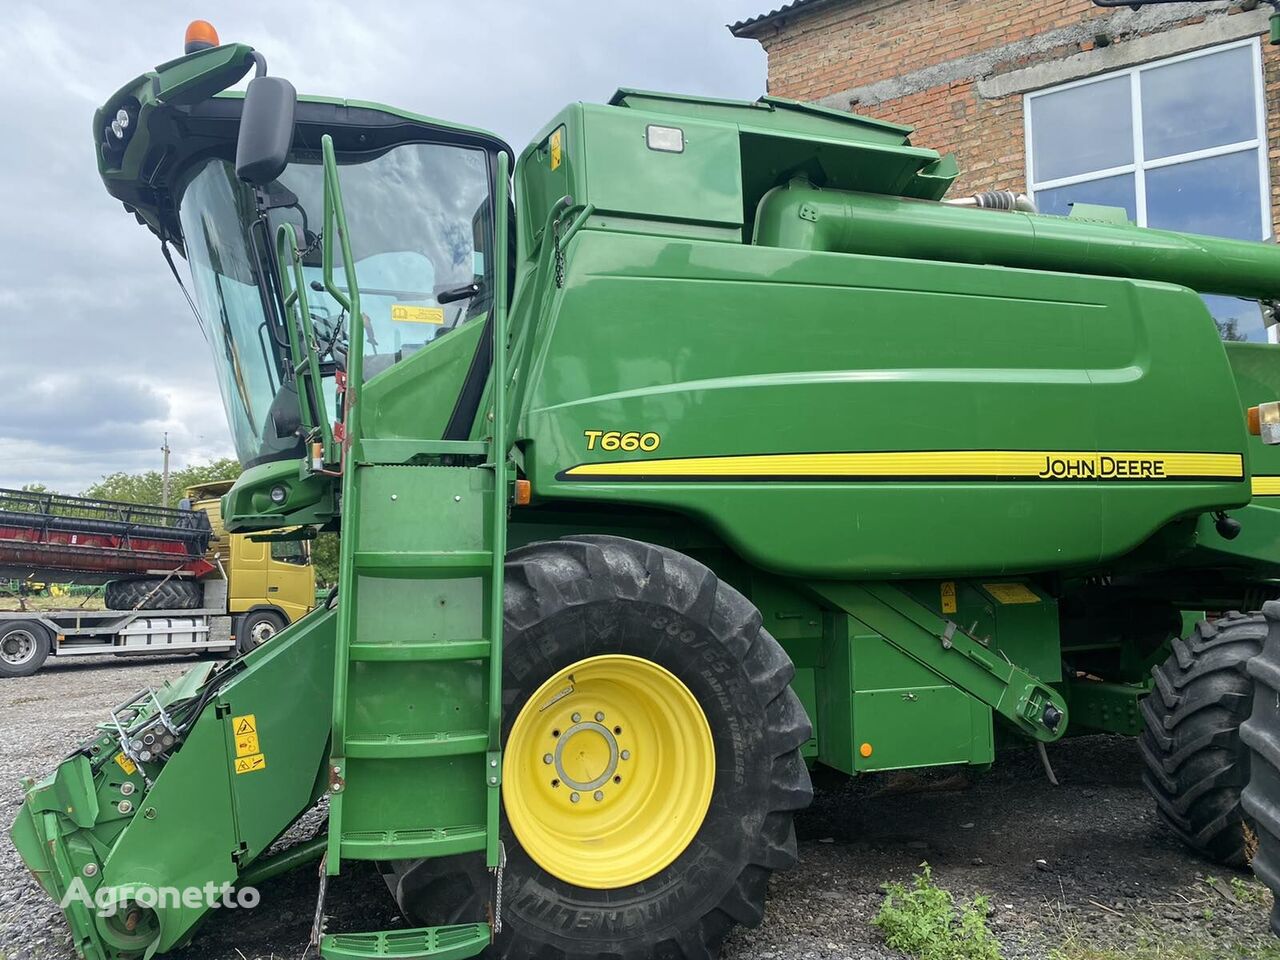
top-left (236, 75), bottom-right (296, 185)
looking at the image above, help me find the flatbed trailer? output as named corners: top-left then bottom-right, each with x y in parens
top-left (0, 580), bottom-right (235, 675)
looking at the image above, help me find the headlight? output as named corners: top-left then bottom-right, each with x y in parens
top-left (269, 484), bottom-right (288, 505)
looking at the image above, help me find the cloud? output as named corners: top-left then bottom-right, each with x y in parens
top-left (0, 1), bottom-right (767, 492)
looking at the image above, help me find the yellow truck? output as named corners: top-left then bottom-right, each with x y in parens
top-left (183, 480), bottom-right (316, 646)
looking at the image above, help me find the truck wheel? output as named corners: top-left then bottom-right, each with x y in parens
top-left (0, 620), bottom-right (51, 678)
top-left (383, 535), bottom-right (813, 960)
top-left (236, 609), bottom-right (286, 654)
top-left (1140, 612), bottom-right (1265, 866)
top-left (105, 578), bottom-right (202, 611)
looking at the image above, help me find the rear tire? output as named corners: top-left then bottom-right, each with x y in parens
top-left (383, 535), bottom-right (813, 960)
top-left (1241, 601), bottom-right (1280, 934)
top-left (1140, 612), bottom-right (1265, 866)
top-left (0, 620), bottom-right (51, 678)
top-left (105, 578), bottom-right (202, 611)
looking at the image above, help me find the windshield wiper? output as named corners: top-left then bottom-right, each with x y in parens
top-left (437, 282), bottom-right (479, 304)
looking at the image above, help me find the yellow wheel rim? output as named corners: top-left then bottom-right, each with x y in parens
top-left (503, 654), bottom-right (715, 889)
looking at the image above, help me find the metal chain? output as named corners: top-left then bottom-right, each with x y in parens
top-left (492, 840), bottom-right (507, 935)
top-left (553, 218), bottom-right (565, 289)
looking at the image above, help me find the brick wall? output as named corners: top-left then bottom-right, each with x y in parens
top-left (737, 0), bottom-right (1280, 236)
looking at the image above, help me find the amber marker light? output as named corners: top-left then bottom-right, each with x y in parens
top-left (514, 479), bottom-right (532, 506)
top-left (1250, 402), bottom-right (1280, 445)
top-left (184, 20), bottom-right (220, 54)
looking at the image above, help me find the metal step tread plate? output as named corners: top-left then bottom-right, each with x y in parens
top-left (339, 822), bottom-right (488, 860)
top-left (320, 922), bottom-right (490, 960)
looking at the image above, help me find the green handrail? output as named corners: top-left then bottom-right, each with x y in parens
top-left (486, 150), bottom-right (511, 867)
top-left (274, 220), bottom-right (336, 464)
top-left (320, 132), bottom-right (361, 875)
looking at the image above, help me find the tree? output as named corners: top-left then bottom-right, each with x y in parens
top-left (82, 458), bottom-right (241, 506)
top-left (310, 533), bottom-right (340, 586)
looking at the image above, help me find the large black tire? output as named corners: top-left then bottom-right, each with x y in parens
top-left (1242, 601), bottom-right (1280, 934)
top-left (0, 620), bottom-right (51, 678)
top-left (1140, 611), bottom-right (1265, 866)
top-left (383, 535), bottom-right (813, 960)
top-left (104, 578), bottom-right (202, 611)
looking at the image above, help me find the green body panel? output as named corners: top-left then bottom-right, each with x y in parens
top-left (520, 229), bottom-right (1248, 578)
top-left (360, 318), bottom-right (486, 442)
top-left (1064, 679), bottom-right (1148, 736)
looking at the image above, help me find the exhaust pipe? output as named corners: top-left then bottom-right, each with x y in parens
top-left (943, 190), bottom-right (1038, 214)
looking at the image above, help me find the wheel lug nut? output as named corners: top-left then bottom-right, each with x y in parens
top-left (620, 750), bottom-right (631, 760)
top-left (543, 753), bottom-right (553, 765)
top-left (570, 792), bottom-right (581, 803)
top-left (571, 712), bottom-right (582, 723)
top-left (593, 790), bottom-right (604, 802)
top-left (595, 711), bottom-right (605, 722)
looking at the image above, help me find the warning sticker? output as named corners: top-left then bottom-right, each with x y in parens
top-left (230, 714), bottom-right (266, 772)
top-left (114, 753), bottom-right (137, 776)
top-left (550, 127), bottom-right (563, 170)
top-left (390, 304), bottom-right (444, 325)
top-left (234, 754), bottom-right (267, 775)
top-left (940, 581), bottom-right (957, 615)
top-left (982, 582), bottom-right (1040, 605)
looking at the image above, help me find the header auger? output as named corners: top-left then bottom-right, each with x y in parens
top-left (15, 19), bottom-right (1280, 959)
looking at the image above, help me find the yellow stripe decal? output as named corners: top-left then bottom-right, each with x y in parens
top-left (561, 451), bottom-right (1245, 482)
top-left (1253, 476), bottom-right (1280, 496)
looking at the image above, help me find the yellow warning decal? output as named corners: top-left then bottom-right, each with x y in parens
top-left (391, 305), bottom-right (444, 325)
top-left (114, 753), bottom-right (137, 776)
top-left (549, 127), bottom-right (563, 171)
top-left (234, 753), bottom-right (267, 775)
top-left (230, 714), bottom-right (267, 772)
top-left (940, 581), bottom-right (957, 615)
top-left (982, 583), bottom-right (1040, 605)
top-left (1253, 476), bottom-right (1280, 496)
top-left (561, 450), bottom-right (1244, 482)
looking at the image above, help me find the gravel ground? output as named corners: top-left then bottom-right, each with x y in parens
top-left (2, 656), bottom-right (1277, 960)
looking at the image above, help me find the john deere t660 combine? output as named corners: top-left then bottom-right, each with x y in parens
top-left (15, 25), bottom-right (1280, 959)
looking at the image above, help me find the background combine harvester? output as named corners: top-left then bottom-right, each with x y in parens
top-left (15, 19), bottom-right (1280, 960)
top-left (0, 483), bottom-right (314, 676)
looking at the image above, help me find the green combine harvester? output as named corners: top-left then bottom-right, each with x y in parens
top-left (16, 21), bottom-right (1280, 959)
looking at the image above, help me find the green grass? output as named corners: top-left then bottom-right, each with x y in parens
top-left (873, 863), bottom-right (1002, 960)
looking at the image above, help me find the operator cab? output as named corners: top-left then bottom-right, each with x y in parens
top-left (94, 41), bottom-right (510, 470)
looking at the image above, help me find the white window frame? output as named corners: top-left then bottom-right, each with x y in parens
top-left (1023, 37), bottom-right (1272, 240)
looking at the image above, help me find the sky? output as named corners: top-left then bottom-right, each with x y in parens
top-left (0, 1), bottom-right (768, 492)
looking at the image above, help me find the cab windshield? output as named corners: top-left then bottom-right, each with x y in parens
top-left (177, 141), bottom-right (493, 467)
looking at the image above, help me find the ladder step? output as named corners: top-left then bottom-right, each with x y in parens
top-left (320, 923), bottom-right (490, 960)
top-left (346, 729), bottom-right (488, 759)
top-left (348, 639), bottom-right (492, 662)
top-left (354, 550), bottom-right (492, 577)
top-left (340, 824), bottom-right (487, 861)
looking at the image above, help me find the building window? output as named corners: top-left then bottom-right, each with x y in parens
top-left (1024, 39), bottom-right (1273, 342)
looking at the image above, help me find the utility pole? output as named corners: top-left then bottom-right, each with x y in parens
top-left (161, 433), bottom-right (171, 507)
